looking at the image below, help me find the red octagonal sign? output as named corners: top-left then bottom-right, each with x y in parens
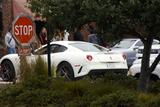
top-left (12, 14), bottom-right (35, 46)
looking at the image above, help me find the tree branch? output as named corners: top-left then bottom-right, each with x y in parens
top-left (149, 53), bottom-right (160, 73)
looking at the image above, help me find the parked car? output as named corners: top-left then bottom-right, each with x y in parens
top-left (111, 38), bottom-right (159, 67)
top-left (136, 44), bottom-right (160, 59)
top-left (0, 41), bottom-right (128, 82)
top-left (127, 57), bottom-right (160, 81)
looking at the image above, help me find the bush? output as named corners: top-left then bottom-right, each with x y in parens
top-left (91, 91), bottom-right (137, 107)
top-left (0, 85), bottom-right (23, 107)
top-left (148, 81), bottom-right (160, 94)
top-left (19, 56), bottom-right (51, 89)
top-left (104, 72), bottom-right (137, 90)
top-left (15, 89), bottom-right (52, 107)
top-left (64, 80), bottom-right (90, 97)
top-left (0, 58), bottom-right (159, 107)
top-left (147, 94), bottom-right (160, 107)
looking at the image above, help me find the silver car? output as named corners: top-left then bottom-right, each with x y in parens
top-left (111, 38), bottom-right (159, 67)
top-left (137, 44), bottom-right (160, 59)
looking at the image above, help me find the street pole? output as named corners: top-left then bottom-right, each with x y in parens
top-left (47, 22), bottom-right (51, 77)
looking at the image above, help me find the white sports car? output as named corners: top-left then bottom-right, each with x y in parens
top-left (0, 41), bottom-right (128, 81)
top-left (128, 58), bottom-right (160, 81)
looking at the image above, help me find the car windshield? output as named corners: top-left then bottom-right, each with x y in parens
top-left (113, 39), bottom-right (137, 49)
top-left (70, 43), bottom-right (108, 52)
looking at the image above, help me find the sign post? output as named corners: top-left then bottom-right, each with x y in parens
top-left (47, 23), bottom-right (51, 77)
top-left (12, 14), bottom-right (35, 55)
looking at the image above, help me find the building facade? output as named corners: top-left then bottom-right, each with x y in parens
top-left (0, 0), bottom-right (2, 40)
top-left (0, 0), bottom-right (32, 42)
top-left (2, 0), bottom-right (13, 39)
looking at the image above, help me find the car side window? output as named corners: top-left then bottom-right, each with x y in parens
top-left (34, 47), bottom-right (47, 55)
top-left (34, 44), bottom-right (67, 54)
top-left (135, 41), bottom-right (143, 46)
top-left (51, 45), bottom-right (67, 53)
top-left (153, 40), bottom-right (159, 45)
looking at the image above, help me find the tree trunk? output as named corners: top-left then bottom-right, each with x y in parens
top-left (138, 38), bottom-right (153, 92)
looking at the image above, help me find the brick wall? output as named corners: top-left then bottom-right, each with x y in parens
top-left (2, 0), bottom-right (13, 38)
top-left (0, 0), bottom-right (12, 57)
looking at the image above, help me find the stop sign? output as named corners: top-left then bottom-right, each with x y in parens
top-left (12, 14), bottom-right (35, 45)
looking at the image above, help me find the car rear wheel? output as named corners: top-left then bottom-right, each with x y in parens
top-left (0, 60), bottom-right (15, 82)
top-left (57, 62), bottom-right (74, 80)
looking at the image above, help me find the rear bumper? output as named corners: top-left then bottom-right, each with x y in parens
top-left (89, 69), bottom-right (128, 75)
top-left (74, 62), bottom-right (128, 77)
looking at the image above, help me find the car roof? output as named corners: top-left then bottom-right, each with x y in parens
top-left (49, 41), bottom-right (91, 46)
top-left (122, 38), bottom-right (139, 41)
top-left (35, 41), bottom-right (93, 51)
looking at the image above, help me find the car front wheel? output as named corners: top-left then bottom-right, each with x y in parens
top-left (57, 62), bottom-right (75, 80)
top-left (0, 60), bottom-right (15, 82)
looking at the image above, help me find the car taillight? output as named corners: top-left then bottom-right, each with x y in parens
top-left (122, 54), bottom-right (127, 60)
top-left (86, 55), bottom-right (93, 61)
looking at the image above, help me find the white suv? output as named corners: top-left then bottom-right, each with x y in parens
top-left (111, 38), bottom-right (159, 67)
top-left (136, 44), bottom-right (160, 59)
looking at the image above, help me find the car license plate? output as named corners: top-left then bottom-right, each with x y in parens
top-left (106, 63), bottom-right (115, 68)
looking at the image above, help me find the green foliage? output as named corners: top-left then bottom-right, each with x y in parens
top-left (0, 64), bottom-right (160, 107)
top-left (148, 81), bottom-right (160, 94)
top-left (15, 89), bottom-right (52, 107)
top-left (137, 93), bottom-right (155, 107)
top-left (90, 91), bottom-right (137, 107)
top-left (147, 94), bottom-right (160, 107)
top-left (0, 85), bottom-right (23, 107)
top-left (28, 0), bottom-right (160, 36)
top-left (20, 56), bottom-right (50, 89)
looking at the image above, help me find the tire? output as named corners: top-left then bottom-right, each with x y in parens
top-left (0, 60), bottom-right (15, 81)
top-left (57, 62), bottom-right (74, 80)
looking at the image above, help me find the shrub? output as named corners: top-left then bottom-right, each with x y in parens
top-left (0, 57), bottom-right (159, 107)
top-left (15, 89), bottom-right (52, 107)
top-left (90, 91), bottom-right (137, 107)
top-left (137, 93), bottom-right (160, 107)
top-left (148, 81), bottom-right (160, 94)
top-left (64, 80), bottom-right (90, 97)
top-left (65, 97), bottom-right (88, 107)
top-left (147, 94), bottom-right (160, 107)
top-left (104, 72), bottom-right (137, 90)
top-left (20, 56), bottom-right (51, 89)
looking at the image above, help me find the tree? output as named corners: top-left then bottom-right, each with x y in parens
top-left (28, 0), bottom-right (160, 92)
top-left (106, 0), bottom-right (160, 92)
top-left (28, 0), bottom-right (87, 30)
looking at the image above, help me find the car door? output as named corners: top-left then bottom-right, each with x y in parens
top-left (26, 46), bottom-right (48, 64)
top-left (50, 44), bottom-right (68, 67)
